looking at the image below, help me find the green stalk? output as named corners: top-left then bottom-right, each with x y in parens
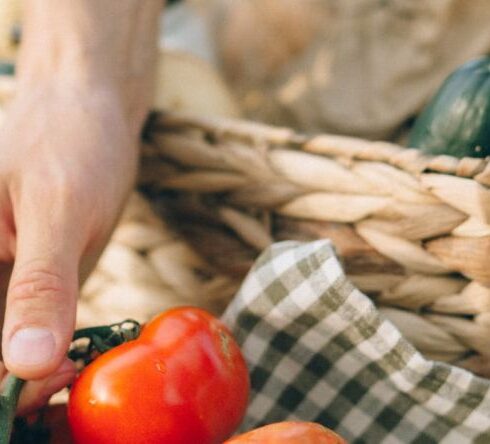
top-left (0, 376), bottom-right (25, 444)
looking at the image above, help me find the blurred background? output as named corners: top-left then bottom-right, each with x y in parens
top-left (161, 0), bottom-right (490, 142)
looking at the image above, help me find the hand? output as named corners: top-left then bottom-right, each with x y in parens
top-left (0, 0), bottom-right (161, 416)
top-left (0, 82), bottom-right (139, 413)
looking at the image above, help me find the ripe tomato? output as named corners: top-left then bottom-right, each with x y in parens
top-left (224, 421), bottom-right (347, 444)
top-left (68, 307), bottom-right (250, 444)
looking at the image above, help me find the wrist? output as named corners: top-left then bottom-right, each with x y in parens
top-left (16, 54), bottom-right (116, 100)
top-left (16, 0), bottom-right (109, 86)
top-left (11, 77), bottom-right (144, 148)
top-left (15, 52), bottom-right (151, 140)
top-left (15, 0), bottom-right (160, 136)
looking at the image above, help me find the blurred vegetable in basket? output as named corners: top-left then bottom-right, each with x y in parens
top-left (208, 0), bottom-right (490, 140)
top-left (154, 49), bottom-right (240, 117)
top-left (409, 56), bottom-right (490, 158)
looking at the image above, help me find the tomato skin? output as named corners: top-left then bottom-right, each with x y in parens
top-left (67, 307), bottom-right (250, 444)
top-left (224, 421), bottom-right (348, 444)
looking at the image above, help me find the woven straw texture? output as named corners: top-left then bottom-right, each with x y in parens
top-left (1, 0), bottom-right (490, 379)
top-left (130, 111), bottom-right (490, 378)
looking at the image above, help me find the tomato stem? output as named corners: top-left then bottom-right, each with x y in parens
top-left (72, 325), bottom-right (114, 341)
top-left (0, 319), bottom-right (141, 443)
top-left (69, 319), bottom-right (141, 364)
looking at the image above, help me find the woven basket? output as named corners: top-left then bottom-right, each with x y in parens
top-left (1, 42), bottom-right (490, 377)
top-left (135, 111), bottom-right (490, 378)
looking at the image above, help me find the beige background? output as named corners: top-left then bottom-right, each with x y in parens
top-left (207, 0), bottom-right (490, 141)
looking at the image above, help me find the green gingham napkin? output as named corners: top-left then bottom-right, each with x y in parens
top-left (222, 240), bottom-right (490, 443)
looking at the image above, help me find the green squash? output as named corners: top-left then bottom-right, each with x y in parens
top-left (408, 56), bottom-right (490, 158)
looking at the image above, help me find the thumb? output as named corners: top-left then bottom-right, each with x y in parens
top-left (2, 208), bottom-right (80, 380)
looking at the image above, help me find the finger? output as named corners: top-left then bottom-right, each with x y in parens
top-left (17, 358), bottom-right (76, 415)
top-left (2, 188), bottom-right (84, 380)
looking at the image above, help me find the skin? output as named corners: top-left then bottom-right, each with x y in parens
top-left (0, 0), bottom-right (162, 413)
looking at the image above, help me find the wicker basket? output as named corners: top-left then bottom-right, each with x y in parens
top-left (135, 111), bottom-right (490, 378)
top-left (2, 64), bottom-right (490, 377)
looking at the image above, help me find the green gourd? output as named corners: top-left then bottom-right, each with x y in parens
top-left (408, 56), bottom-right (490, 158)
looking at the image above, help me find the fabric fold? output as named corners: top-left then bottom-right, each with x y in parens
top-left (223, 240), bottom-right (490, 443)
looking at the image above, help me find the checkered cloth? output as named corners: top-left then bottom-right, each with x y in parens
top-left (222, 240), bottom-right (490, 443)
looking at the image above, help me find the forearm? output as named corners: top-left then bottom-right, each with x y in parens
top-left (17, 0), bottom-right (163, 132)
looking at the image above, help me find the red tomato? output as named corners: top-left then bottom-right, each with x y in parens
top-left (224, 421), bottom-right (348, 444)
top-left (68, 307), bottom-right (250, 444)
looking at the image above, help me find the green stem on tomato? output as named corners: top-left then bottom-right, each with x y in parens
top-left (0, 375), bottom-right (25, 444)
top-left (72, 319), bottom-right (140, 344)
top-left (0, 318), bottom-right (141, 444)
top-left (68, 319), bottom-right (141, 362)
top-left (72, 325), bottom-right (114, 341)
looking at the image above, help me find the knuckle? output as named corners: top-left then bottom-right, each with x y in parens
top-left (9, 262), bottom-right (64, 306)
top-left (26, 166), bottom-right (82, 201)
top-left (47, 171), bottom-right (81, 201)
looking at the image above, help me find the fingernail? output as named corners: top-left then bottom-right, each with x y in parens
top-left (8, 328), bottom-right (55, 366)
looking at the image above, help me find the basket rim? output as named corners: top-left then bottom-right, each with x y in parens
top-left (152, 111), bottom-right (490, 186)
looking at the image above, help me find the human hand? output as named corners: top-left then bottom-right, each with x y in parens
top-left (0, 82), bottom-right (139, 413)
top-left (0, 0), bottom-right (161, 415)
